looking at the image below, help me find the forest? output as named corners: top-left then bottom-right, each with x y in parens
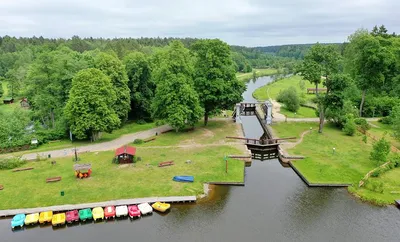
top-left (0, 36), bottom-right (298, 150)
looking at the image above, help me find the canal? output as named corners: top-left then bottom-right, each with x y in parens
top-left (1, 76), bottom-right (399, 242)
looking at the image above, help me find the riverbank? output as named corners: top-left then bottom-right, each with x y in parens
top-left (271, 122), bottom-right (400, 205)
top-left (236, 68), bottom-right (279, 82)
top-left (0, 120), bottom-right (246, 210)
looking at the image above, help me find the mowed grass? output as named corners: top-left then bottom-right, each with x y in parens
top-left (352, 168), bottom-right (400, 205)
top-left (236, 68), bottom-right (279, 82)
top-left (271, 122), bottom-right (318, 139)
top-left (280, 106), bottom-right (317, 118)
top-left (0, 121), bottom-right (245, 209)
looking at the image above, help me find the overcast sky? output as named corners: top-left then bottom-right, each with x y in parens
top-left (1, 0), bottom-right (399, 46)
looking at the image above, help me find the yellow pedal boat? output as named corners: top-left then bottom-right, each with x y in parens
top-left (92, 207), bottom-right (104, 221)
top-left (24, 213), bottom-right (39, 225)
top-left (52, 213), bottom-right (66, 226)
top-left (151, 202), bottom-right (171, 213)
top-left (39, 211), bottom-right (53, 224)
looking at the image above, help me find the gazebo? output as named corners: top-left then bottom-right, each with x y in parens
top-left (115, 145), bottom-right (136, 164)
top-left (74, 164), bottom-right (92, 179)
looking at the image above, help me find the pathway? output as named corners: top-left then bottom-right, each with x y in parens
top-left (21, 125), bottom-right (172, 160)
top-left (279, 130), bottom-right (312, 157)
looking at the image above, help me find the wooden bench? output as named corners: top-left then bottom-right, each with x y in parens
top-left (144, 137), bottom-right (156, 143)
top-left (46, 177), bottom-right (62, 183)
top-left (0, 185), bottom-right (3, 190)
top-left (12, 167), bottom-right (34, 172)
top-left (158, 161), bottom-right (174, 167)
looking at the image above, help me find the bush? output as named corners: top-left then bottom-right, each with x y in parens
top-left (365, 180), bottom-right (384, 193)
top-left (354, 118), bottom-right (371, 132)
top-left (133, 139), bottom-right (144, 144)
top-left (370, 137), bottom-right (391, 165)
top-left (155, 120), bottom-right (166, 126)
top-left (136, 119), bottom-right (147, 125)
top-left (277, 87), bottom-right (300, 112)
top-left (379, 116), bottom-right (393, 124)
top-left (342, 114), bottom-right (356, 136)
top-left (0, 157), bottom-right (27, 170)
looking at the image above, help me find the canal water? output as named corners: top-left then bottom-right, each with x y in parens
top-left (1, 76), bottom-right (399, 242)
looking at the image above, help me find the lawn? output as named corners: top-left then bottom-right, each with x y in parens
top-left (279, 106), bottom-right (317, 118)
top-left (271, 122), bottom-right (318, 139)
top-left (236, 68), bottom-right (279, 82)
top-left (0, 121), bottom-right (245, 209)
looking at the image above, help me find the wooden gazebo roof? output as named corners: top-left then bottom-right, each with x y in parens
top-left (115, 146), bottom-right (136, 156)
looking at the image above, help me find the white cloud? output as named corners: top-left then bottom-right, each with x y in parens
top-left (0, 0), bottom-right (399, 46)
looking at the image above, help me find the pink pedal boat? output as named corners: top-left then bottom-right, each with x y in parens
top-left (66, 210), bottom-right (79, 223)
top-left (128, 205), bottom-right (141, 218)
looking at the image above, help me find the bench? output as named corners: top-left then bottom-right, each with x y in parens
top-left (158, 161), bottom-right (174, 167)
top-left (46, 177), bottom-right (62, 183)
top-left (0, 185), bottom-right (3, 190)
top-left (12, 167), bottom-right (34, 172)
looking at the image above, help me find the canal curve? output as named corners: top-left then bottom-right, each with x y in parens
top-left (1, 75), bottom-right (399, 242)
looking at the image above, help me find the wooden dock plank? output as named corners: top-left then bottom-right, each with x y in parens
top-left (0, 196), bottom-right (196, 217)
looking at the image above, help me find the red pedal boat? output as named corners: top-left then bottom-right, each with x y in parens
top-left (104, 206), bottom-right (116, 219)
top-left (66, 210), bottom-right (79, 223)
top-left (128, 205), bottom-right (141, 218)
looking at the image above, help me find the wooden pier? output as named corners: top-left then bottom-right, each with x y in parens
top-left (0, 196), bottom-right (196, 217)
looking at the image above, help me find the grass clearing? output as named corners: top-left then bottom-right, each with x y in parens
top-left (280, 106), bottom-right (317, 118)
top-left (236, 68), bottom-right (279, 82)
top-left (0, 121), bottom-right (245, 209)
top-left (271, 122), bottom-right (318, 139)
top-left (369, 121), bottom-right (400, 149)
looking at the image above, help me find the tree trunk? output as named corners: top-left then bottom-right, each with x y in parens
top-left (315, 83), bottom-right (319, 97)
top-left (204, 111), bottom-right (209, 126)
top-left (50, 110), bottom-right (55, 129)
top-left (359, 89), bottom-right (366, 117)
top-left (318, 107), bottom-right (325, 133)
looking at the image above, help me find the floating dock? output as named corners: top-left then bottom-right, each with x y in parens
top-left (0, 196), bottom-right (196, 217)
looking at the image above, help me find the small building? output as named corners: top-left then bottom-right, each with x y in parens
top-left (3, 97), bottom-right (14, 104)
top-left (20, 98), bottom-right (29, 108)
top-left (115, 145), bottom-right (136, 164)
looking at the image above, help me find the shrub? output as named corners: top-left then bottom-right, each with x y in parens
top-left (370, 137), bottom-right (391, 165)
top-left (342, 114), bottom-right (356, 136)
top-left (133, 139), bottom-right (144, 144)
top-left (379, 116), bottom-right (393, 124)
top-left (155, 120), bottom-right (166, 126)
top-left (136, 119), bottom-right (147, 125)
top-left (277, 87), bottom-right (300, 112)
top-left (0, 157), bottom-right (27, 170)
top-left (362, 135), bottom-right (367, 144)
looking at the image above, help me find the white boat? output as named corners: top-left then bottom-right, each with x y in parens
top-left (115, 205), bottom-right (128, 217)
top-left (138, 203), bottom-right (153, 215)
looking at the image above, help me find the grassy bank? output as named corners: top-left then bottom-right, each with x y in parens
top-left (236, 68), bottom-right (279, 82)
top-left (369, 121), bottom-right (400, 149)
top-left (252, 75), bottom-right (317, 118)
top-left (0, 121), bottom-right (245, 209)
top-left (272, 122), bottom-right (400, 205)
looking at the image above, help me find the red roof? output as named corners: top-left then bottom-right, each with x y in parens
top-left (115, 146), bottom-right (136, 156)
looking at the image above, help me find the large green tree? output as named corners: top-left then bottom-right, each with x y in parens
top-left (192, 39), bottom-right (245, 125)
top-left (65, 68), bottom-right (120, 141)
top-left (152, 41), bottom-right (203, 131)
top-left (123, 52), bottom-right (154, 120)
top-left (93, 52), bottom-right (130, 122)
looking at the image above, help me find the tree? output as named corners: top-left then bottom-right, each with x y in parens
top-left (370, 136), bottom-right (391, 165)
top-left (123, 52), bottom-right (154, 120)
top-left (192, 39), bottom-right (245, 126)
top-left (152, 41), bottom-right (203, 131)
top-left (391, 105), bottom-right (400, 140)
top-left (0, 79), bottom-right (3, 98)
top-left (342, 114), bottom-right (356, 136)
top-left (277, 87), bottom-right (300, 112)
top-left (65, 68), bottom-right (120, 141)
top-left (93, 52), bottom-right (130, 122)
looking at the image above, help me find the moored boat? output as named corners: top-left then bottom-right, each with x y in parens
top-left (116, 205), bottom-right (128, 217)
top-left (24, 213), bottom-right (39, 226)
top-left (39, 211), bottom-right (53, 224)
top-left (128, 205), bottom-right (141, 218)
top-left (151, 202), bottom-right (171, 213)
top-left (52, 213), bottom-right (66, 226)
top-left (138, 203), bottom-right (153, 215)
top-left (104, 206), bottom-right (116, 219)
top-left (11, 214), bottom-right (26, 229)
top-left (172, 176), bottom-right (194, 182)
top-left (66, 210), bottom-right (79, 223)
top-left (92, 207), bottom-right (104, 221)
top-left (79, 208), bottom-right (93, 222)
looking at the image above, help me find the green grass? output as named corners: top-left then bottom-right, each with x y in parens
top-left (280, 106), bottom-right (317, 118)
top-left (271, 122), bottom-right (318, 139)
top-left (253, 75), bottom-right (315, 101)
top-left (236, 68), bottom-right (279, 82)
top-left (0, 121), bottom-right (245, 209)
top-left (369, 121), bottom-right (400, 149)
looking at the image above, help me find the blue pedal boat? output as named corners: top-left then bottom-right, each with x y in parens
top-left (173, 176), bottom-right (194, 182)
top-left (11, 214), bottom-right (26, 229)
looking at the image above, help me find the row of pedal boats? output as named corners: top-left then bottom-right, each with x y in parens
top-left (11, 202), bottom-right (171, 229)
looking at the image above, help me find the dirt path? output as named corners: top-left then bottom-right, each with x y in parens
top-left (280, 130), bottom-right (312, 150)
top-left (140, 142), bottom-right (244, 149)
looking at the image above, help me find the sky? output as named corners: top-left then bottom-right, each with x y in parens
top-left (0, 0), bottom-right (399, 47)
